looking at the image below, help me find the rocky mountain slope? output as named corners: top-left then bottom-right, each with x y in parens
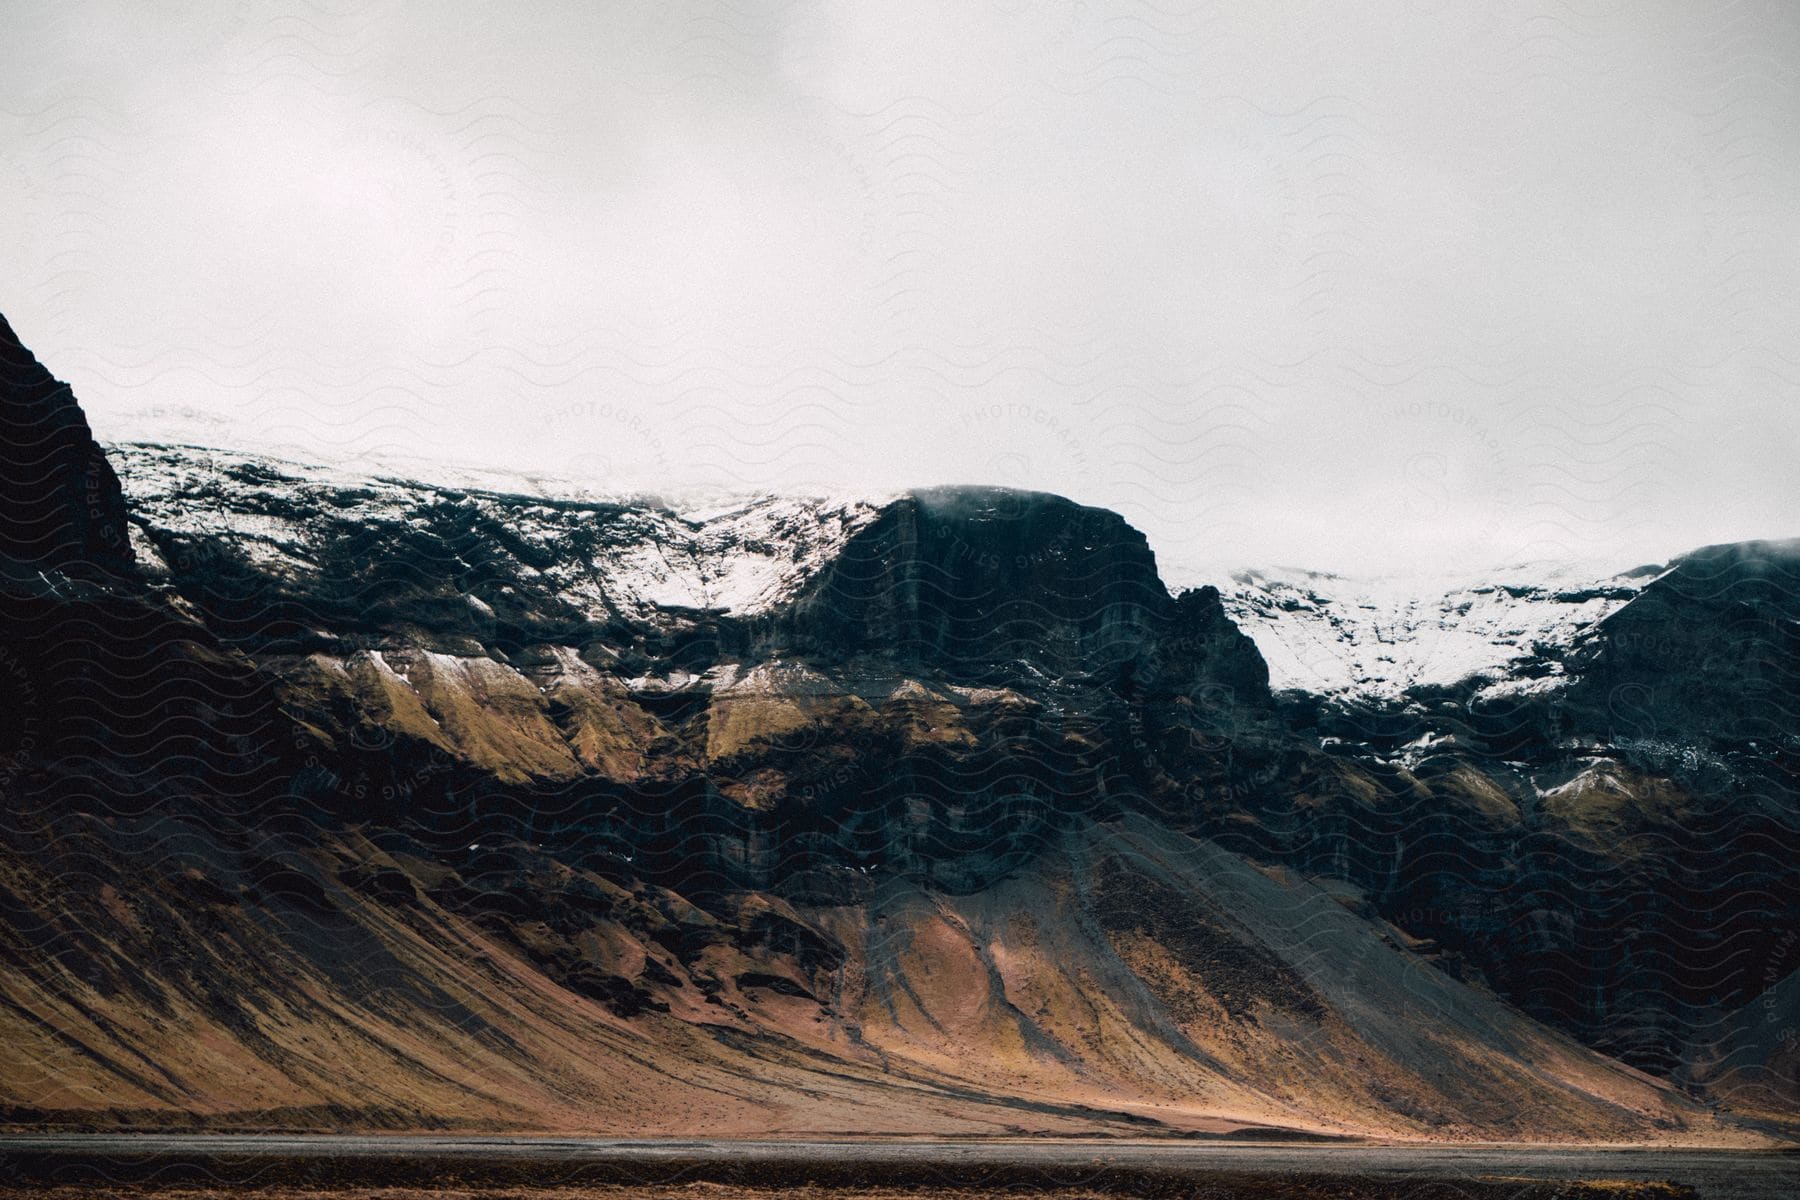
top-left (1, 312), bottom-right (1794, 1141)
top-left (1221, 547), bottom-right (1800, 1100)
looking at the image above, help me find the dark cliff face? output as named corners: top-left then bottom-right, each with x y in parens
top-left (770, 487), bottom-right (1269, 703)
top-left (0, 313), bottom-right (133, 579)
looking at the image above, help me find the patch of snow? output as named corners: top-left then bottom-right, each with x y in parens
top-left (1218, 562), bottom-right (1652, 704)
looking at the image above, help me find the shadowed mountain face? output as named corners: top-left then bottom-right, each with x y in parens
top-left (0, 318), bottom-right (1795, 1141)
top-left (0, 315), bottom-right (133, 578)
top-left (0, 319), bottom-right (277, 832)
top-left (1562, 539), bottom-right (1800, 744)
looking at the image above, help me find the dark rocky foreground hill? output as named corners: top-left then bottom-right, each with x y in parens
top-left (0, 313), bottom-right (1794, 1140)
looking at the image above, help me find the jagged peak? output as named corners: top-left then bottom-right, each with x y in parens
top-left (0, 311), bottom-right (134, 576)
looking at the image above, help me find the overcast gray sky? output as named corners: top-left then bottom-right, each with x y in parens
top-left (4, 1), bottom-right (1797, 579)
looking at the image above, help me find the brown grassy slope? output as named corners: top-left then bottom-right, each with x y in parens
top-left (0, 806), bottom-right (1751, 1144)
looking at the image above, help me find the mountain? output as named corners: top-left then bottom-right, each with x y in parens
top-left (0, 317), bottom-right (1794, 1142)
top-left (1220, 544), bottom-right (1800, 1096)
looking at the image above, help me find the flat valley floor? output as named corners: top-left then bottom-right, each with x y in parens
top-left (3, 1137), bottom-right (1798, 1200)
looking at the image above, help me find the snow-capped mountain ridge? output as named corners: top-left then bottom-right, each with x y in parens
top-left (116, 439), bottom-right (1686, 706)
top-left (112, 441), bottom-right (891, 621)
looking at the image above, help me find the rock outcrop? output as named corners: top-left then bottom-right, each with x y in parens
top-left (0, 313), bottom-right (133, 578)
